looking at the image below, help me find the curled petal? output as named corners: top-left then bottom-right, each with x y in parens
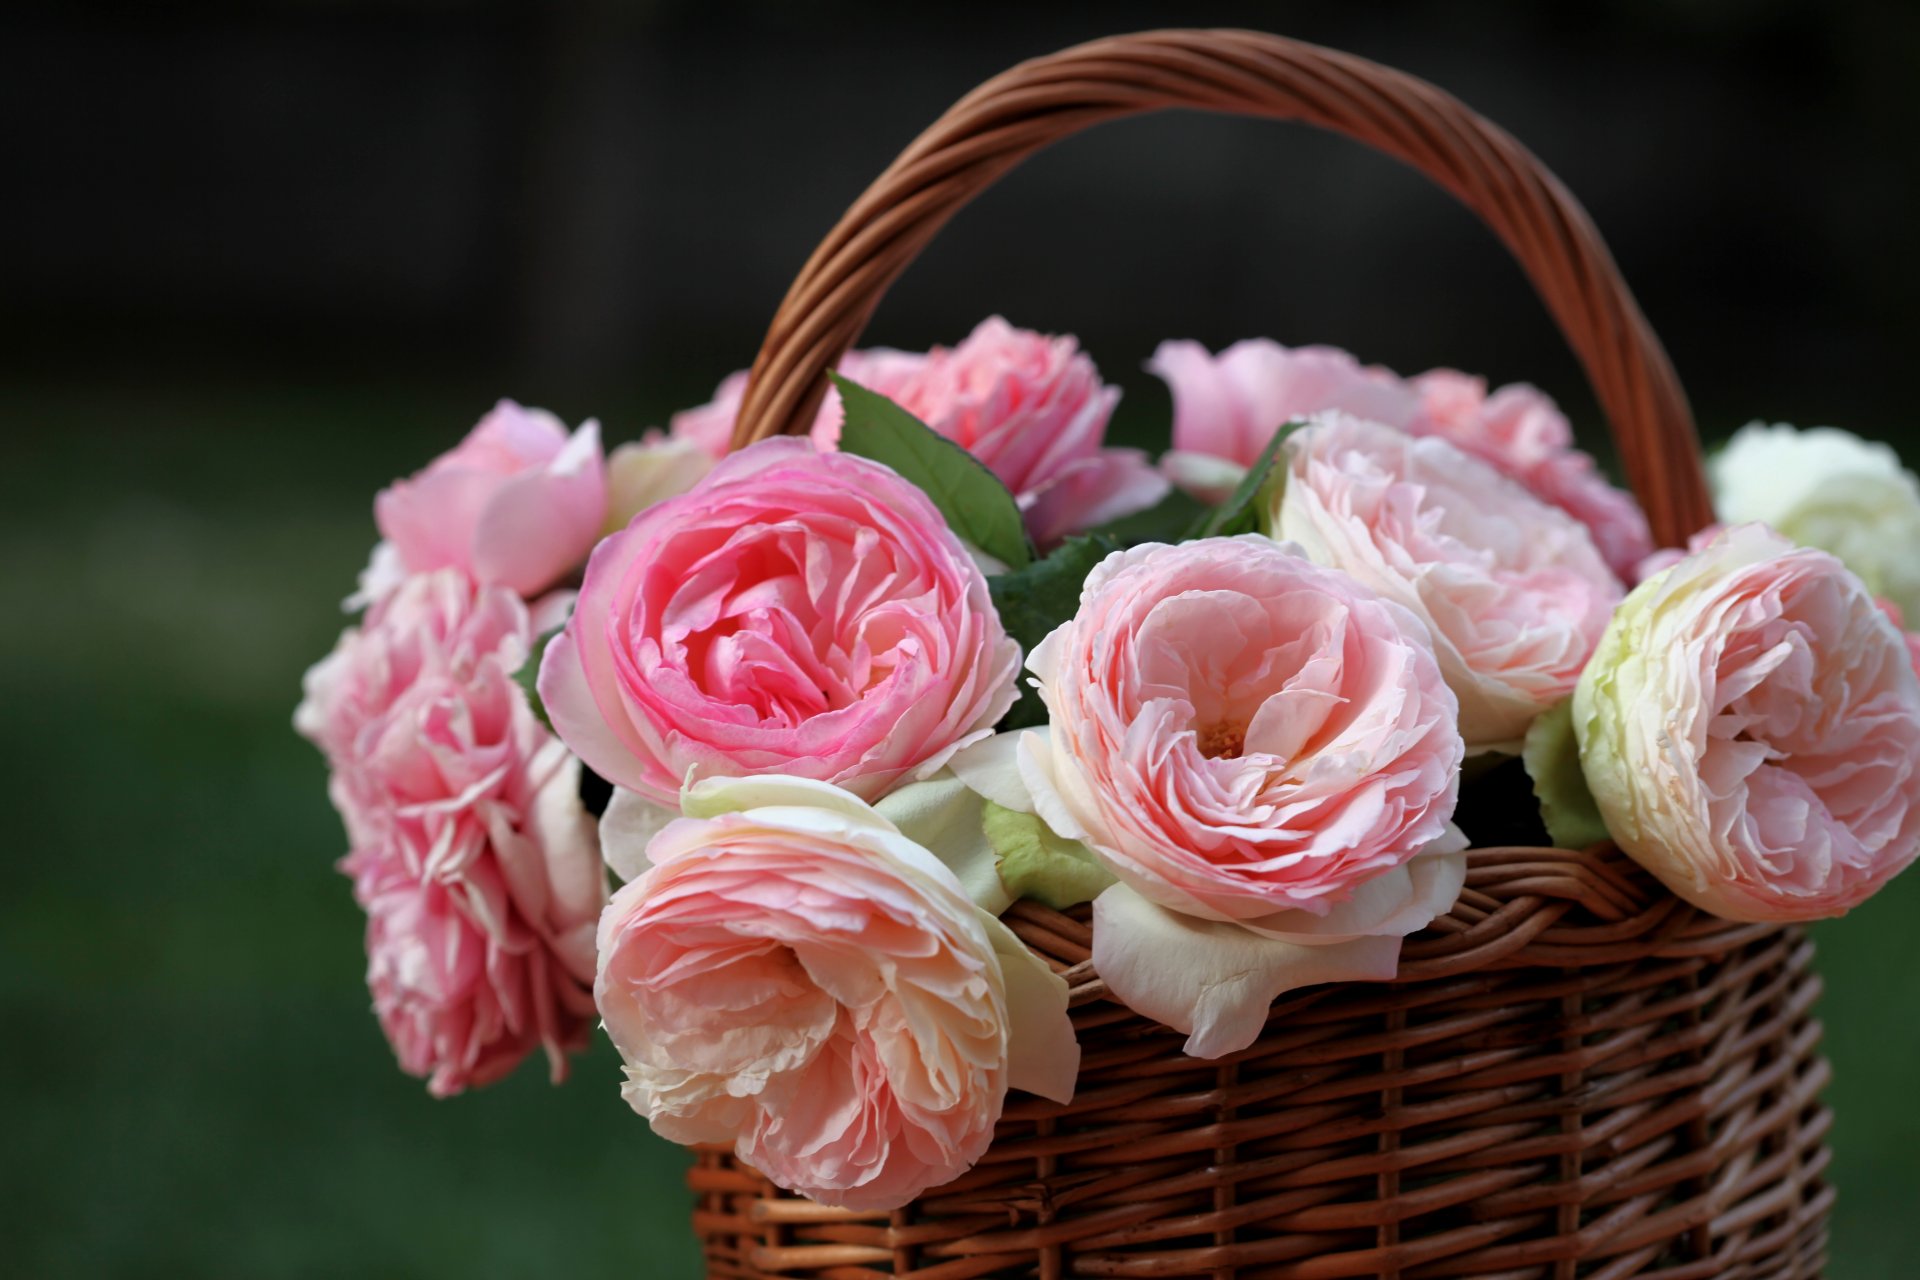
top-left (1092, 883), bottom-right (1402, 1059)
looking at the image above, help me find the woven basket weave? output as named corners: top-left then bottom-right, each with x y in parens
top-left (698, 29), bottom-right (1833, 1279)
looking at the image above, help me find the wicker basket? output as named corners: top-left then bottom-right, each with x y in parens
top-left (695, 29), bottom-right (1833, 1279)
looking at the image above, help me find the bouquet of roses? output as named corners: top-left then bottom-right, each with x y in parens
top-left (297, 318), bottom-right (1920, 1210)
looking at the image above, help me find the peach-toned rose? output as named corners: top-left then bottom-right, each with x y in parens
top-left (952, 537), bottom-right (1466, 1056)
top-left (1273, 414), bottom-right (1623, 749)
top-left (372, 401), bottom-right (607, 598)
top-left (1149, 338), bottom-right (1418, 502)
top-left (1411, 370), bottom-right (1653, 579)
top-left (677, 320), bottom-right (1165, 546)
top-left (596, 776), bottom-right (1075, 1210)
top-left (1576, 524), bottom-right (1920, 921)
top-left (538, 437), bottom-right (1021, 810)
top-left (297, 571), bottom-right (604, 1094)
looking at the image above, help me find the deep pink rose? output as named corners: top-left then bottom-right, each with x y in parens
top-left (373, 400), bottom-right (608, 598)
top-left (538, 438), bottom-right (1021, 809)
top-left (596, 776), bottom-right (1075, 1210)
top-left (1576, 525), bottom-right (1920, 921)
top-left (297, 571), bottom-right (605, 1095)
top-left (1411, 370), bottom-right (1653, 579)
top-left (1274, 414), bottom-right (1623, 749)
top-left (675, 319), bottom-right (1165, 546)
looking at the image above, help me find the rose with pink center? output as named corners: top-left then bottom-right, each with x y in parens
top-left (538, 437), bottom-right (1022, 810)
top-left (954, 536), bottom-right (1466, 1057)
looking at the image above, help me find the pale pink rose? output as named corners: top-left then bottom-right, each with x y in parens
top-left (372, 400), bottom-right (608, 598)
top-left (1015, 535), bottom-right (1464, 921)
top-left (1575, 524), bottom-right (1920, 921)
top-left (596, 776), bottom-right (1075, 1210)
top-left (538, 437), bottom-right (1022, 809)
top-left (971, 536), bottom-right (1467, 1056)
top-left (1410, 370), bottom-right (1653, 579)
top-left (1149, 338), bottom-right (1419, 502)
top-left (679, 320), bottom-right (1165, 546)
top-left (1274, 414), bottom-right (1623, 749)
top-left (297, 571), bottom-right (605, 1095)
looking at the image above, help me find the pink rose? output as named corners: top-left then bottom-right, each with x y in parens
top-left (538, 437), bottom-right (1021, 809)
top-left (1015, 535), bottom-right (1463, 920)
top-left (858, 318), bottom-right (1166, 546)
top-left (1149, 339), bottom-right (1421, 501)
top-left (373, 400), bottom-right (608, 598)
top-left (1148, 339), bottom-right (1651, 577)
top-left (1273, 414), bottom-right (1623, 749)
top-left (1575, 524), bottom-right (1920, 921)
top-left (952, 537), bottom-right (1466, 1056)
top-left (596, 776), bottom-right (1076, 1210)
top-left (297, 571), bottom-right (605, 1095)
top-left (677, 319), bottom-right (1166, 546)
top-left (1410, 370), bottom-right (1654, 579)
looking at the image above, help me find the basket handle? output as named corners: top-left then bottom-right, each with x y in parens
top-left (729, 28), bottom-right (1712, 545)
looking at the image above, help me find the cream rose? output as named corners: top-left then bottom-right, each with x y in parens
top-left (1575, 524), bottom-right (1920, 921)
top-left (1710, 422), bottom-right (1920, 618)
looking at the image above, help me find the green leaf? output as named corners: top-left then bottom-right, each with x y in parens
top-left (1521, 698), bottom-right (1611, 850)
top-left (988, 533), bottom-right (1121, 729)
top-left (1188, 419), bottom-right (1303, 541)
top-left (1086, 485), bottom-right (1208, 547)
top-left (983, 801), bottom-right (1116, 909)
top-left (832, 374), bottom-right (1033, 569)
top-left (514, 626), bottom-right (565, 731)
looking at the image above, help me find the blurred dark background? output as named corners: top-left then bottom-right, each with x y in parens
top-left (5, 1), bottom-right (1917, 1275)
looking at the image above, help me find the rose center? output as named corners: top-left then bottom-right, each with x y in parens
top-left (1196, 721), bottom-right (1246, 760)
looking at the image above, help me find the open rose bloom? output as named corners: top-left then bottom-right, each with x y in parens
top-left (595, 776), bottom-right (1075, 1209)
top-left (300, 319), bottom-right (1920, 1211)
top-left (539, 437), bottom-right (1021, 813)
top-left (297, 571), bottom-right (605, 1094)
top-left (1576, 524), bottom-right (1920, 921)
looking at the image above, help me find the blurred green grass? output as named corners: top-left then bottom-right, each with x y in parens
top-left (2, 379), bottom-right (1914, 1277)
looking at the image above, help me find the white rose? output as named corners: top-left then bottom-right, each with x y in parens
top-left (1711, 422), bottom-right (1920, 617)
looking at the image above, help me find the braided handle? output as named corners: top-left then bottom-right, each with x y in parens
top-left (730, 28), bottom-right (1713, 545)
